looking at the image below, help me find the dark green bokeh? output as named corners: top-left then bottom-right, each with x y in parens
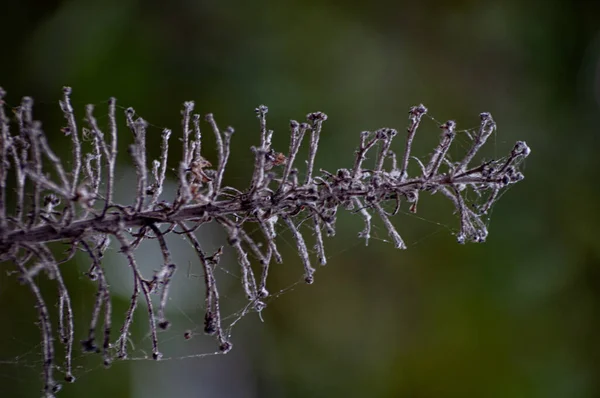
top-left (1, 0), bottom-right (599, 397)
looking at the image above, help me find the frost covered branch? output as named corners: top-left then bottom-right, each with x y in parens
top-left (0, 87), bottom-right (530, 397)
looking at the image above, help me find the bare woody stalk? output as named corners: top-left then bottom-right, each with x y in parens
top-left (0, 87), bottom-right (530, 397)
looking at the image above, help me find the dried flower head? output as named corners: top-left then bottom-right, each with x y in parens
top-left (0, 87), bottom-right (529, 397)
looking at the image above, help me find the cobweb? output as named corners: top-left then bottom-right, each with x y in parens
top-left (0, 98), bottom-right (520, 397)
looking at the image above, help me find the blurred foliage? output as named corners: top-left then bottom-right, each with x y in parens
top-left (1, 0), bottom-right (599, 397)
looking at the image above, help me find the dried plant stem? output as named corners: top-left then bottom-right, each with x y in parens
top-left (0, 87), bottom-right (529, 396)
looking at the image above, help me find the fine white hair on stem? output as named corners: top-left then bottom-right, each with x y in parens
top-left (0, 87), bottom-right (530, 395)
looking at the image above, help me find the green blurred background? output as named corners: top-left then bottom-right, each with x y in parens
top-left (1, 0), bottom-right (599, 397)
